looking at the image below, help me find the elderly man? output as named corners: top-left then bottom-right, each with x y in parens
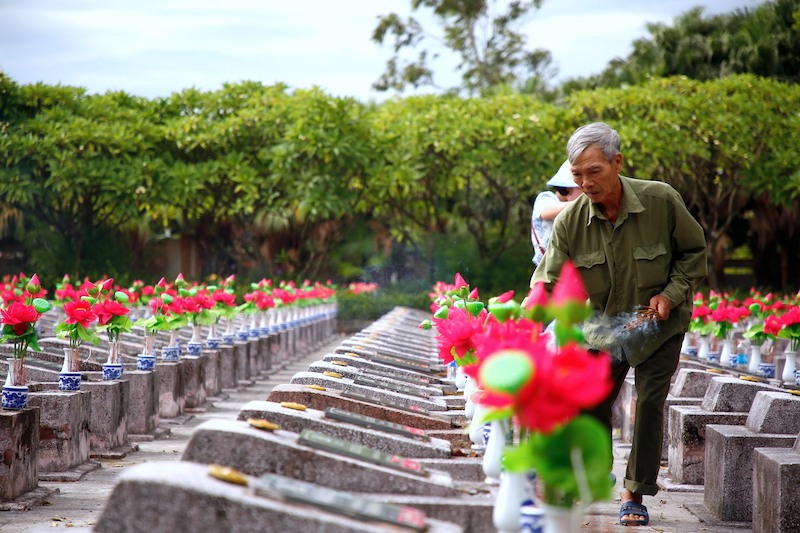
top-left (531, 122), bottom-right (707, 526)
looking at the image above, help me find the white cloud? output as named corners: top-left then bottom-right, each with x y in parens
top-left (0, 0), bottom-right (763, 101)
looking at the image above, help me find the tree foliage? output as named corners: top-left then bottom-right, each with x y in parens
top-left (1, 72), bottom-right (798, 292)
top-left (372, 0), bottom-right (552, 95)
top-left (564, 0), bottom-right (800, 92)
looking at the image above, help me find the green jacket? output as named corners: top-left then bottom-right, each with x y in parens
top-left (531, 176), bottom-right (707, 366)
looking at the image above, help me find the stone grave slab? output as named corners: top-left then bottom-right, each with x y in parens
top-left (321, 353), bottom-right (454, 389)
top-left (307, 360), bottom-right (444, 397)
top-left (380, 494), bottom-right (494, 533)
top-left (155, 361), bottom-right (184, 418)
top-left (218, 345), bottom-right (238, 390)
top-left (0, 407), bottom-right (39, 502)
top-left (124, 370), bottom-right (161, 439)
top-left (752, 440), bottom-right (800, 533)
top-left (289, 371), bottom-right (449, 412)
top-left (81, 378), bottom-right (136, 459)
top-left (339, 338), bottom-right (438, 364)
top-left (235, 341), bottom-right (254, 386)
top-left (236, 401), bottom-right (451, 458)
top-left (96, 461), bottom-right (462, 533)
top-left (266, 384), bottom-right (456, 431)
top-left (656, 369), bottom-right (718, 461)
top-left (182, 419), bottom-right (457, 497)
top-left (334, 344), bottom-right (441, 374)
top-left (412, 458), bottom-right (485, 482)
top-left (181, 354), bottom-right (207, 411)
top-left (704, 391), bottom-right (800, 522)
top-left (202, 348), bottom-right (221, 398)
top-left (27, 390), bottom-right (95, 480)
top-left (667, 376), bottom-right (776, 484)
top-left (426, 429), bottom-right (472, 450)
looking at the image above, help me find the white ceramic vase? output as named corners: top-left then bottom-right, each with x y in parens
top-left (748, 344), bottom-right (763, 374)
top-left (719, 338), bottom-right (733, 367)
top-left (492, 470), bottom-right (529, 533)
top-left (697, 335), bottom-right (711, 360)
top-left (541, 504), bottom-right (582, 533)
top-left (781, 347), bottom-right (798, 383)
top-left (482, 419), bottom-right (507, 484)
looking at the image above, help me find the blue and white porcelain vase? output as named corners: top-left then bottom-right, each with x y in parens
top-left (161, 345), bottom-right (180, 362)
top-left (136, 353), bottom-right (156, 371)
top-left (102, 340), bottom-right (124, 381)
top-left (2, 358), bottom-right (28, 409)
top-left (59, 347), bottom-right (81, 391)
top-left (205, 323), bottom-right (220, 349)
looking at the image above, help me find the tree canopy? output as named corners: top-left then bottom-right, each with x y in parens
top-left (372, 0), bottom-right (552, 95)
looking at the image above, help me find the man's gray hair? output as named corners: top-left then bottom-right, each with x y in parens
top-left (567, 122), bottom-right (621, 163)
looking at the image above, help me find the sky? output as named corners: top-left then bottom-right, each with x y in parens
top-left (0, 0), bottom-right (762, 103)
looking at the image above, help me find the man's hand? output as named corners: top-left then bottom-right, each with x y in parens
top-left (649, 294), bottom-right (671, 320)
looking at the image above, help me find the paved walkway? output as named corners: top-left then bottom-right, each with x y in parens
top-left (1, 333), bottom-right (752, 533)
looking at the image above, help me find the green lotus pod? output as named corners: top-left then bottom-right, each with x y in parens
top-left (161, 294), bottom-right (174, 304)
top-left (479, 349), bottom-right (533, 395)
top-left (32, 298), bottom-right (51, 314)
top-left (114, 291), bottom-right (129, 303)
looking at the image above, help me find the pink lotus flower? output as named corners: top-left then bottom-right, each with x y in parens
top-left (93, 300), bottom-right (130, 326)
top-left (1, 302), bottom-right (39, 336)
top-left (476, 334), bottom-right (611, 433)
top-left (432, 306), bottom-right (486, 365)
top-left (64, 300), bottom-right (98, 328)
top-left (551, 260), bottom-right (588, 305)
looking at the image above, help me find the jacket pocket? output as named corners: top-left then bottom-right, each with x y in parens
top-left (573, 251), bottom-right (609, 304)
top-left (632, 242), bottom-right (669, 292)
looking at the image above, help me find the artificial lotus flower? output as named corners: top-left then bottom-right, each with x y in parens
top-left (56, 298), bottom-right (101, 357)
top-left (0, 275), bottom-right (51, 386)
top-left (432, 305), bottom-right (486, 366)
top-left (549, 260), bottom-right (590, 326)
top-left (474, 334), bottom-right (610, 433)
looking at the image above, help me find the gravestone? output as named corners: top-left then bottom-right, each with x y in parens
top-left (27, 390), bottom-right (95, 480)
top-left (704, 391), bottom-right (800, 522)
top-left (266, 384), bottom-right (456, 430)
top-left (182, 419), bottom-right (458, 497)
top-left (95, 461), bottom-right (462, 533)
top-left (236, 401), bottom-right (451, 459)
top-left (289, 372), bottom-right (449, 412)
top-left (668, 376), bottom-right (776, 484)
top-left (0, 407), bottom-right (39, 502)
top-left (752, 434), bottom-right (800, 533)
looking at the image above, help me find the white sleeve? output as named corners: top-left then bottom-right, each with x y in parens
top-left (532, 191), bottom-right (559, 220)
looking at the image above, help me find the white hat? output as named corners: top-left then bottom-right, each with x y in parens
top-left (546, 160), bottom-right (578, 188)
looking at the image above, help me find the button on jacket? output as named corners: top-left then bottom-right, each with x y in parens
top-left (531, 176), bottom-right (707, 366)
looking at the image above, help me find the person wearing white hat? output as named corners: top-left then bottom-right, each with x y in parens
top-left (530, 160), bottom-right (582, 266)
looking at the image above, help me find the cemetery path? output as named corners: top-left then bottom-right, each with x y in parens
top-left (1, 331), bottom-right (751, 533)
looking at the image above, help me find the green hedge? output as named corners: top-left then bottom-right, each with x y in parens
top-left (336, 289), bottom-right (431, 321)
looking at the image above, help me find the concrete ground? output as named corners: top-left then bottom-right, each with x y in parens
top-left (1, 334), bottom-right (751, 533)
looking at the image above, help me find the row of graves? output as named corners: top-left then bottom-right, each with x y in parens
top-left (0, 302), bottom-right (337, 511)
top-left (91, 307), bottom-right (486, 533)
top-left (5, 299), bottom-right (800, 532)
top-left (616, 334), bottom-right (800, 533)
